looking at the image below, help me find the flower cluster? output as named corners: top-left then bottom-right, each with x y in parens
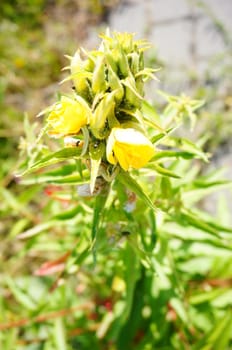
top-left (45, 31), bottom-right (156, 191)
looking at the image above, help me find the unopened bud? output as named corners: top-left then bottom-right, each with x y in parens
top-left (90, 92), bottom-right (116, 139)
top-left (92, 56), bottom-right (107, 94)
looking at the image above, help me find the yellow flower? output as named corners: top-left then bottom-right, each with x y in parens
top-left (112, 276), bottom-right (126, 293)
top-left (106, 128), bottom-right (155, 171)
top-left (47, 96), bottom-right (91, 136)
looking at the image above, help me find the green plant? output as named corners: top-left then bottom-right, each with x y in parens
top-left (1, 30), bottom-right (232, 350)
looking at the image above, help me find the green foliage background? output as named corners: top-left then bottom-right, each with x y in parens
top-left (0, 1), bottom-right (232, 349)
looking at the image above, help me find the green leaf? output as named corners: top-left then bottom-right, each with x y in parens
top-left (67, 245), bottom-right (91, 271)
top-left (6, 278), bottom-right (36, 311)
top-left (151, 127), bottom-right (177, 145)
top-left (96, 312), bottom-right (114, 339)
top-left (20, 171), bottom-right (90, 185)
top-left (217, 195), bottom-right (231, 227)
top-left (9, 218), bottom-right (30, 238)
top-left (162, 221), bottom-right (230, 250)
top-left (90, 158), bottom-right (101, 194)
top-left (152, 150), bottom-right (195, 161)
top-left (20, 147), bottom-right (82, 175)
top-left (168, 137), bottom-right (209, 162)
top-left (141, 100), bottom-right (164, 131)
top-left (53, 205), bottom-right (81, 220)
top-left (212, 289), bottom-right (232, 308)
top-left (151, 163), bottom-right (181, 178)
top-left (193, 179), bottom-right (231, 189)
top-left (92, 184), bottom-right (110, 244)
top-left (192, 312), bottom-right (232, 350)
top-left (119, 243), bottom-right (140, 324)
top-left (117, 171), bottom-right (157, 211)
top-left (127, 234), bottom-right (154, 271)
top-left (180, 210), bottom-right (221, 237)
top-left (170, 298), bottom-right (188, 323)
top-left (2, 329), bottom-right (17, 350)
top-left (189, 288), bottom-right (229, 305)
top-left (17, 221), bottom-right (57, 239)
top-left (151, 132), bottom-right (166, 144)
top-left (53, 318), bottom-right (67, 350)
top-left (1, 188), bottom-right (29, 216)
top-left (191, 209), bottom-right (232, 234)
top-left (20, 163), bottom-right (90, 185)
top-left (18, 205), bottom-right (84, 239)
top-left (182, 181), bottom-right (232, 205)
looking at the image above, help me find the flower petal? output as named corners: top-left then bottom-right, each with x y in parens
top-left (107, 128), bottom-right (155, 170)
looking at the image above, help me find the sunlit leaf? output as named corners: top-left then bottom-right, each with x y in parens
top-left (117, 171), bottom-right (157, 211)
top-left (19, 147), bottom-right (82, 175)
top-left (53, 318), bottom-right (67, 350)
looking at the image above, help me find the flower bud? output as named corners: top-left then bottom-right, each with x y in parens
top-left (114, 32), bottom-right (134, 54)
top-left (106, 128), bottom-right (155, 171)
top-left (92, 56), bottom-right (107, 94)
top-left (128, 52), bottom-right (140, 75)
top-left (90, 92), bottom-right (116, 139)
top-left (70, 51), bottom-right (91, 100)
top-left (105, 51), bottom-right (118, 74)
top-left (107, 64), bottom-right (124, 103)
top-left (116, 47), bottom-right (130, 77)
top-left (123, 76), bottom-right (142, 108)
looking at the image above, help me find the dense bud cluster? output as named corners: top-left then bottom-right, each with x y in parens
top-left (45, 31), bottom-right (157, 192)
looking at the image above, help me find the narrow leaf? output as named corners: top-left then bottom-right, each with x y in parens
top-left (6, 278), bottom-right (36, 311)
top-left (151, 163), bottom-right (181, 179)
top-left (92, 185), bottom-right (110, 244)
top-left (90, 158), bottom-right (101, 194)
top-left (20, 147), bottom-right (82, 175)
top-left (152, 150), bottom-right (195, 161)
top-left (142, 100), bottom-right (161, 125)
top-left (53, 318), bottom-right (67, 350)
top-left (117, 171), bottom-right (157, 211)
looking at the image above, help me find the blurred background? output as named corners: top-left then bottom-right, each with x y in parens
top-left (1, 0), bottom-right (232, 183)
top-left (0, 0), bottom-right (232, 349)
